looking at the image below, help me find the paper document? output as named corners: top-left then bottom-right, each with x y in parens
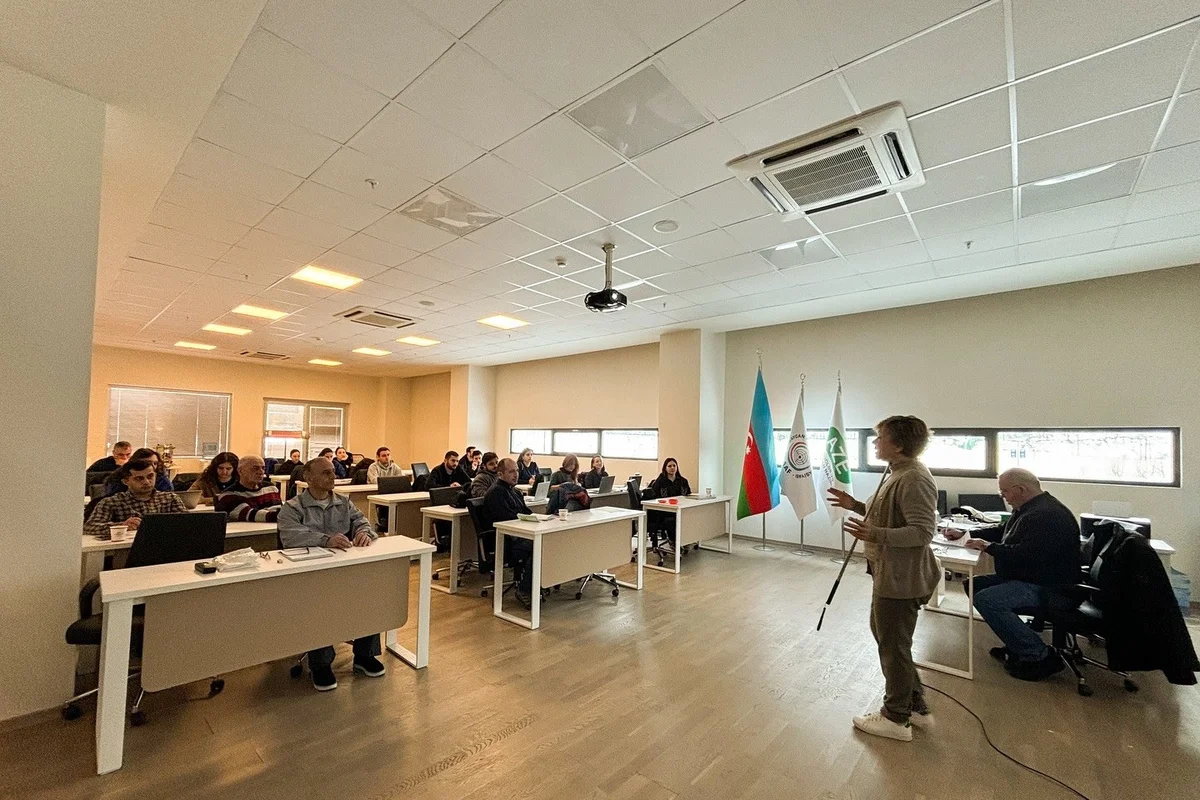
top-left (587, 507), bottom-right (625, 516)
top-left (932, 533), bottom-right (970, 548)
top-left (517, 513), bottom-right (554, 522)
top-left (280, 547), bottom-right (335, 561)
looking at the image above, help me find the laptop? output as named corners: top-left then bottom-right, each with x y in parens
top-left (377, 476), bottom-right (411, 495)
top-left (532, 480), bottom-right (551, 500)
top-left (597, 474), bottom-right (615, 494)
top-left (428, 487), bottom-right (460, 507)
top-left (126, 512), bottom-right (227, 569)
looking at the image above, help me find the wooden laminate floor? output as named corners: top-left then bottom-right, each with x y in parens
top-left (3, 541), bottom-right (1198, 800)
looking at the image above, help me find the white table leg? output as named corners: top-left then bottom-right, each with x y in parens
top-left (966, 564), bottom-right (975, 680)
top-left (616, 514), bottom-right (646, 591)
top-left (96, 598), bottom-right (133, 774)
top-left (385, 551), bottom-right (430, 669)
top-left (916, 557), bottom-right (975, 681)
top-left (529, 536), bottom-right (541, 630)
top-left (388, 501), bottom-right (398, 537)
top-left (674, 512), bottom-right (682, 573)
top-left (448, 516), bottom-right (460, 595)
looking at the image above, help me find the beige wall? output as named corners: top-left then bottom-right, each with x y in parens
top-left (407, 372), bottom-right (453, 468)
top-left (87, 347), bottom-right (451, 473)
top-left (724, 265), bottom-right (1200, 580)
top-left (1, 65), bottom-right (105, 721)
top-left (493, 343), bottom-right (661, 481)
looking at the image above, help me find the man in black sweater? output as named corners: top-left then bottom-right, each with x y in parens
top-left (428, 450), bottom-right (471, 489)
top-left (951, 468), bottom-right (1080, 681)
top-left (484, 458), bottom-right (534, 603)
top-left (87, 441), bottom-right (132, 474)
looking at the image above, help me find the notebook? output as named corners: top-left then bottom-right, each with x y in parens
top-left (280, 547), bottom-right (335, 562)
top-left (517, 513), bottom-right (554, 522)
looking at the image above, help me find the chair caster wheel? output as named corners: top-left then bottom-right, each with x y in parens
top-left (289, 665), bottom-right (303, 679)
top-left (575, 592), bottom-right (583, 600)
top-left (62, 703), bottom-right (83, 722)
top-left (1077, 683), bottom-right (1094, 697)
top-left (1124, 679), bottom-right (1139, 692)
top-left (432, 572), bottom-right (440, 581)
top-left (657, 560), bottom-right (664, 567)
top-left (210, 679), bottom-right (224, 694)
top-left (130, 711), bottom-right (147, 727)
top-left (612, 589), bottom-right (619, 597)
top-left (481, 588), bottom-right (489, 597)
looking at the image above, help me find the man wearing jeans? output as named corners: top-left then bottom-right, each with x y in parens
top-left (277, 458), bottom-right (385, 691)
top-left (953, 468), bottom-right (1080, 681)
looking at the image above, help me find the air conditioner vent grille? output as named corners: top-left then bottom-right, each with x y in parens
top-left (337, 306), bottom-right (415, 329)
top-left (239, 350), bottom-right (289, 361)
top-left (774, 145), bottom-right (882, 207)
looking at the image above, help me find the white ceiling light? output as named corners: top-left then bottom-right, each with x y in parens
top-left (653, 219), bottom-right (680, 233)
top-left (774, 241), bottom-right (799, 251)
top-left (308, 358), bottom-right (342, 366)
top-left (568, 65), bottom-right (708, 158)
top-left (174, 341), bottom-right (216, 350)
top-left (352, 347), bottom-right (391, 356)
top-left (478, 314), bottom-right (528, 330)
top-left (397, 335), bottom-right (440, 347)
top-left (202, 323), bottom-right (251, 335)
top-left (231, 304), bottom-right (288, 320)
top-left (1031, 163), bottom-right (1117, 187)
top-left (401, 187), bottom-right (499, 236)
top-left (291, 265), bottom-right (363, 290)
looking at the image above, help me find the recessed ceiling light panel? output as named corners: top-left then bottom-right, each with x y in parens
top-left (397, 335), bottom-right (440, 347)
top-left (308, 358), bottom-right (342, 366)
top-left (569, 65), bottom-right (708, 158)
top-left (478, 314), bottom-right (528, 330)
top-left (175, 341), bottom-right (216, 350)
top-left (400, 187), bottom-right (500, 236)
top-left (352, 347), bottom-right (391, 356)
top-left (202, 323), bottom-right (251, 335)
top-left (232, 304), bottom-right (288, 320)
top-left (292, 265), bottom-right (363, 290)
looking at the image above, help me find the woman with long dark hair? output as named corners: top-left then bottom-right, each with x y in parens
top-left (582, 455), bottom-right (608, 490)
top-left (548, 453), bottom-right (580, 491)
top-left (648, 457), bottom-right (691, 498)
top-left (190, 452), bottom-right (239, 503)
top-left (333, 446), bottom-right (354, 478)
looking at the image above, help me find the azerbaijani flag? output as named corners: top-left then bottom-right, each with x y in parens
top-left (737, 368), bottom-right (780, 520)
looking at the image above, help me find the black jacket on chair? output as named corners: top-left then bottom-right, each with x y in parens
top-left (1095, 527), bottom-right (1198, 684)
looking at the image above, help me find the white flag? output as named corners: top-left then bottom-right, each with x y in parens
top-left (818, 383), bottom-right (854, 519)
top-left (781, 385), bottom-right (817, 520)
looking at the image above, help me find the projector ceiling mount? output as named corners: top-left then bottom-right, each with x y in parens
top-left (583, 242), bottom-right (627, 313)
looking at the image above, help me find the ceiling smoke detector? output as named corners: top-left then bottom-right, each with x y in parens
top-left (583, 243), bottom-right (627, 313)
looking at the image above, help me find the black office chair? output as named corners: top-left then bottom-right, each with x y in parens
top-left (625, 477), bottom-right (669, 567)
top-left (957, 493), bottom-right (1007, 512)
top-left (410, 462), bottom-right (429, 479)
top-left (63, 513), bottom-right (228, 724)
top-left (466, 497), bottom-right (514, 601)
top-left (350, 468), bottom-right (369, 485)
top-left (171, 472), bottom-right (200, 491)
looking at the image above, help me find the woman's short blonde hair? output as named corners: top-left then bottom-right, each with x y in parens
top-left (875, 415), bottom-right (931, 458)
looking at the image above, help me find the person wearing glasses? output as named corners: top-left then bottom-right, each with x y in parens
top-left (278, 457), bottom-right (382, 691)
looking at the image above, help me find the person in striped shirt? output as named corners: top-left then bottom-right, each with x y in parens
top-left (215, 455), bottom-right (281, 522)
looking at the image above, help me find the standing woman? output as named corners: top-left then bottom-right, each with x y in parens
top-left (190, 452), bottom-right (239, 504)
top-left (517, 448), bottom-right (540, 486)
top-left (582, 455), bottom-right (608, 489)
top-left (828, 415), bottom-right (940, 741)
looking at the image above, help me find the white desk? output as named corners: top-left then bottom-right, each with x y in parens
top-left (920, 544), bottom-right (982, 681)
top-left (80, 521), bottom-right (278, 585)
top-left (419, 505), bottom-right (474, 594)
top-left (641, 495), bottom-right (733, 574)
top-left (494, 508), bottom-right (645, 630)
top-left (368, 491), bottom-right (432, 537)
top-left (94, 535), bottom-right (434, 774)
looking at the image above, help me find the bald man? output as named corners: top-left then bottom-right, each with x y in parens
top-left (949, 468), bottom-right (1080, 681)
top-left (215, 455), bottom-right (283, 522)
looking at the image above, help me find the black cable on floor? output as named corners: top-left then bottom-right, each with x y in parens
top-left (921, 682), bottom-right (1093, 800)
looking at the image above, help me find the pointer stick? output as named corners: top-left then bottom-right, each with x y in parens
top-left (816, 527), bottom-right (859, 631)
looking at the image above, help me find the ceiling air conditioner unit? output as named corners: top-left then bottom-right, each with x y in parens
top-left (337, 306), bottom-right (415, 329)
top-left (727, 102), bottom-right (924, 218)
top-left (239, 350), bottom-right (289, 361)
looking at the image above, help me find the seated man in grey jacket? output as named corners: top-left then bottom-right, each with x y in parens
top-left (277, 457), bottom-right (385, 692)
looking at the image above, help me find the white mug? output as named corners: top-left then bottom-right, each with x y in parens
top-left (705, 487), bottom-right (713, 498)
top-left (109, 524), bottom-right (129, 542)
top-left (558, 509), bottom-right (569, 521)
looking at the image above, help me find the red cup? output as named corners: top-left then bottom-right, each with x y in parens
top-left (668, 498), bottom-right (678, 505)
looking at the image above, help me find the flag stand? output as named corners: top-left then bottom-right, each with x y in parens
top-left (790, 518), bottom-right (813, 556)
top-left (752, 514), bottom-right (774, 551)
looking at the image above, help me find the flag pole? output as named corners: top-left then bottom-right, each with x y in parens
top-left (791, 518), bottom-right (812, 556)
top-left (752, 347), bottom-right (774, 552)
top-left (829, 370), bottom-right (848, 563)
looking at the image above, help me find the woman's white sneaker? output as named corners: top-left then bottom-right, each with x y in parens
top-left (852, 711), bottom-right (913, 741)
top-left (909, 711), bottom-right (935, 732)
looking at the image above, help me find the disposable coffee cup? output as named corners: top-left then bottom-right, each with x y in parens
top-left (705, 487), bottom-right (713, 497)
top-left (109, 525), bottom-right (129, 542)
top-left (558, 509), bottom-right (569, 520)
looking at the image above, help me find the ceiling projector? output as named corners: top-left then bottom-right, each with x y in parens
top-left (584, 242), bottom-right (627, 313)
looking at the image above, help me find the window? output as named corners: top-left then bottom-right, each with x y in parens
top-left (866, 431), bottom-right (989, 474)
top-left (997, 429), bottom-right (1179, 487)
top-left (107, 386), bottom-right (230, 458)
top-left (773, 429), bottom-right (861, 470)
top-left (601, 429), bottom-right (659, 460)
top-left (510, 429), bottom-right (552, 455)
top-left (263, 400), bottom-right (346, 460)
top-left (553, 429), bottom-right (600, 455)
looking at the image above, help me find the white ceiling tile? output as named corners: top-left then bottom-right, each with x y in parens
top-left (466, 0), bottom-right (650, 107)
top-left (922, 221), bottom-right (1016, 261)
top-left (309, 147), bottom-right (430, 210)
top-left (663, 228), bottom-right (746, 265)
top-left (827, 217), bottom-right (918, 257)
top-left (236, 228), bottom-right (327, 264)
top-left (400, 254), bottom-right (475, 282)
top-left (778, 258), bottom-right (857, 285)
top-left (842, 4), bottom-right (1007, 115)
top-left (1017, 102), bottom-right (1166, 183)
top-left (1139, 141), bottom-right (1200, 192)
top-left (396, 44), bottom-right (553, 150)
top-left (219, 246), bottom-right (302, 277)
top-left (1126, 179), bottom-right (1200, 222)
top-left (1115, 209), bottom-right (1200, 248)
top-left (658, 0), bottom-right (834, 118)
top-left (633, 123), bottom-right (745, 196)
top-left (309, 251), bottom-right (391, 281)
top-left (373, 268), bottom-right (440, 294)
top-left (620, 200), bottom-right (716, 245)
top-left (534, 299), bottom-right (597, 318)
top-left (221, 28), bottom-right (388, 142)
top-left (722, 75), bottom-right (857, 153)
top-left (1012, 0), bottom-right (1200, 77)
top-left (344, 280), bottom-right (414, 304)
top-left (440, 155), bottom-right (553, 215)
top-left (1016, 196), bottom-right (1131, 242)
top-left (526, 277), bottom-right (589, 300)
top-left (760, 237), bottom-right (838, 269)
top-left (428, 238), bottom-right (510, 271)
top-left (520, 244), bottom-right (599, 274)
top-left (136, 224), bottom-right (230, 260)
top-left (361, 212), bottom-right (458, 252)
top-left (566, 226), bottom-right (653, 263)
top-left (903, 147), bottom-right (1012, 211)
top-left (808, 194), bottom-right (907, 234)
top-left (1159, 90), bottom-right (1200, 150)
top-left (805, 274), bottom-right (872, 298)
top-left (606, 252), bottom-right (686, 283)
top-left (335, 232), bottom-right (420, 267)
top-left (195, 92), bottom-right (339, 178)
top-left (696, 252), bottom-right (776, 282)
top-left (493, 115), bottom-right (623, 191)
top-left (565, 164), bottom-right (676, 223)
top-left (157, 173), bottom-right (274, 227)
top-left (723, 213), bottom-right (819, 251)
top-left (499, 286), bottom-right (555, 307)
top-left (646, 266), bottom-right (714, 292)
top-left (682, 179), bottom-right (770, 227)
top-left (175, 139), bottom-right (303, 204)
top-left (483, 260), bottom-right (558, 287)
top-left (260, 0), bottom-right (454, 97)
top-left (465, 219), bottom-right (554, 258)
top-left (909, 89), bottom-right (1011, 168)
top-left (679, 284), bottom-right (737, 304)
top-left (912, 191), bottom-right (1013, 239)
top-left (280, 181), bottom-right (390, 231)
top-left (1021, 158), bottom-right (1142, 216)
top-left (510, 195), bottom-right (608, 241)
top-left (596, 0), bottom-right (738, 51)
top-left (1019, 228), bottom-right (1116, 263)
top-left (862, 261), bottom-right (938, 289)
top-left (619, 281), bottom-right (672, 303)
top-left (348, 103), bottom-right (484, 184)
top-left (406, 0), bottom-right (500, 37)
top-left (256, 208), bottom-right (355, 249)
top-left (1015, 24), bottom-right (1194, 139)
top-left (423, 281), bottom-right (491, 304)
top-left (149, 201), bottom-right (250, 245)
top-left (814, 0), bottom-right (981, 65)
